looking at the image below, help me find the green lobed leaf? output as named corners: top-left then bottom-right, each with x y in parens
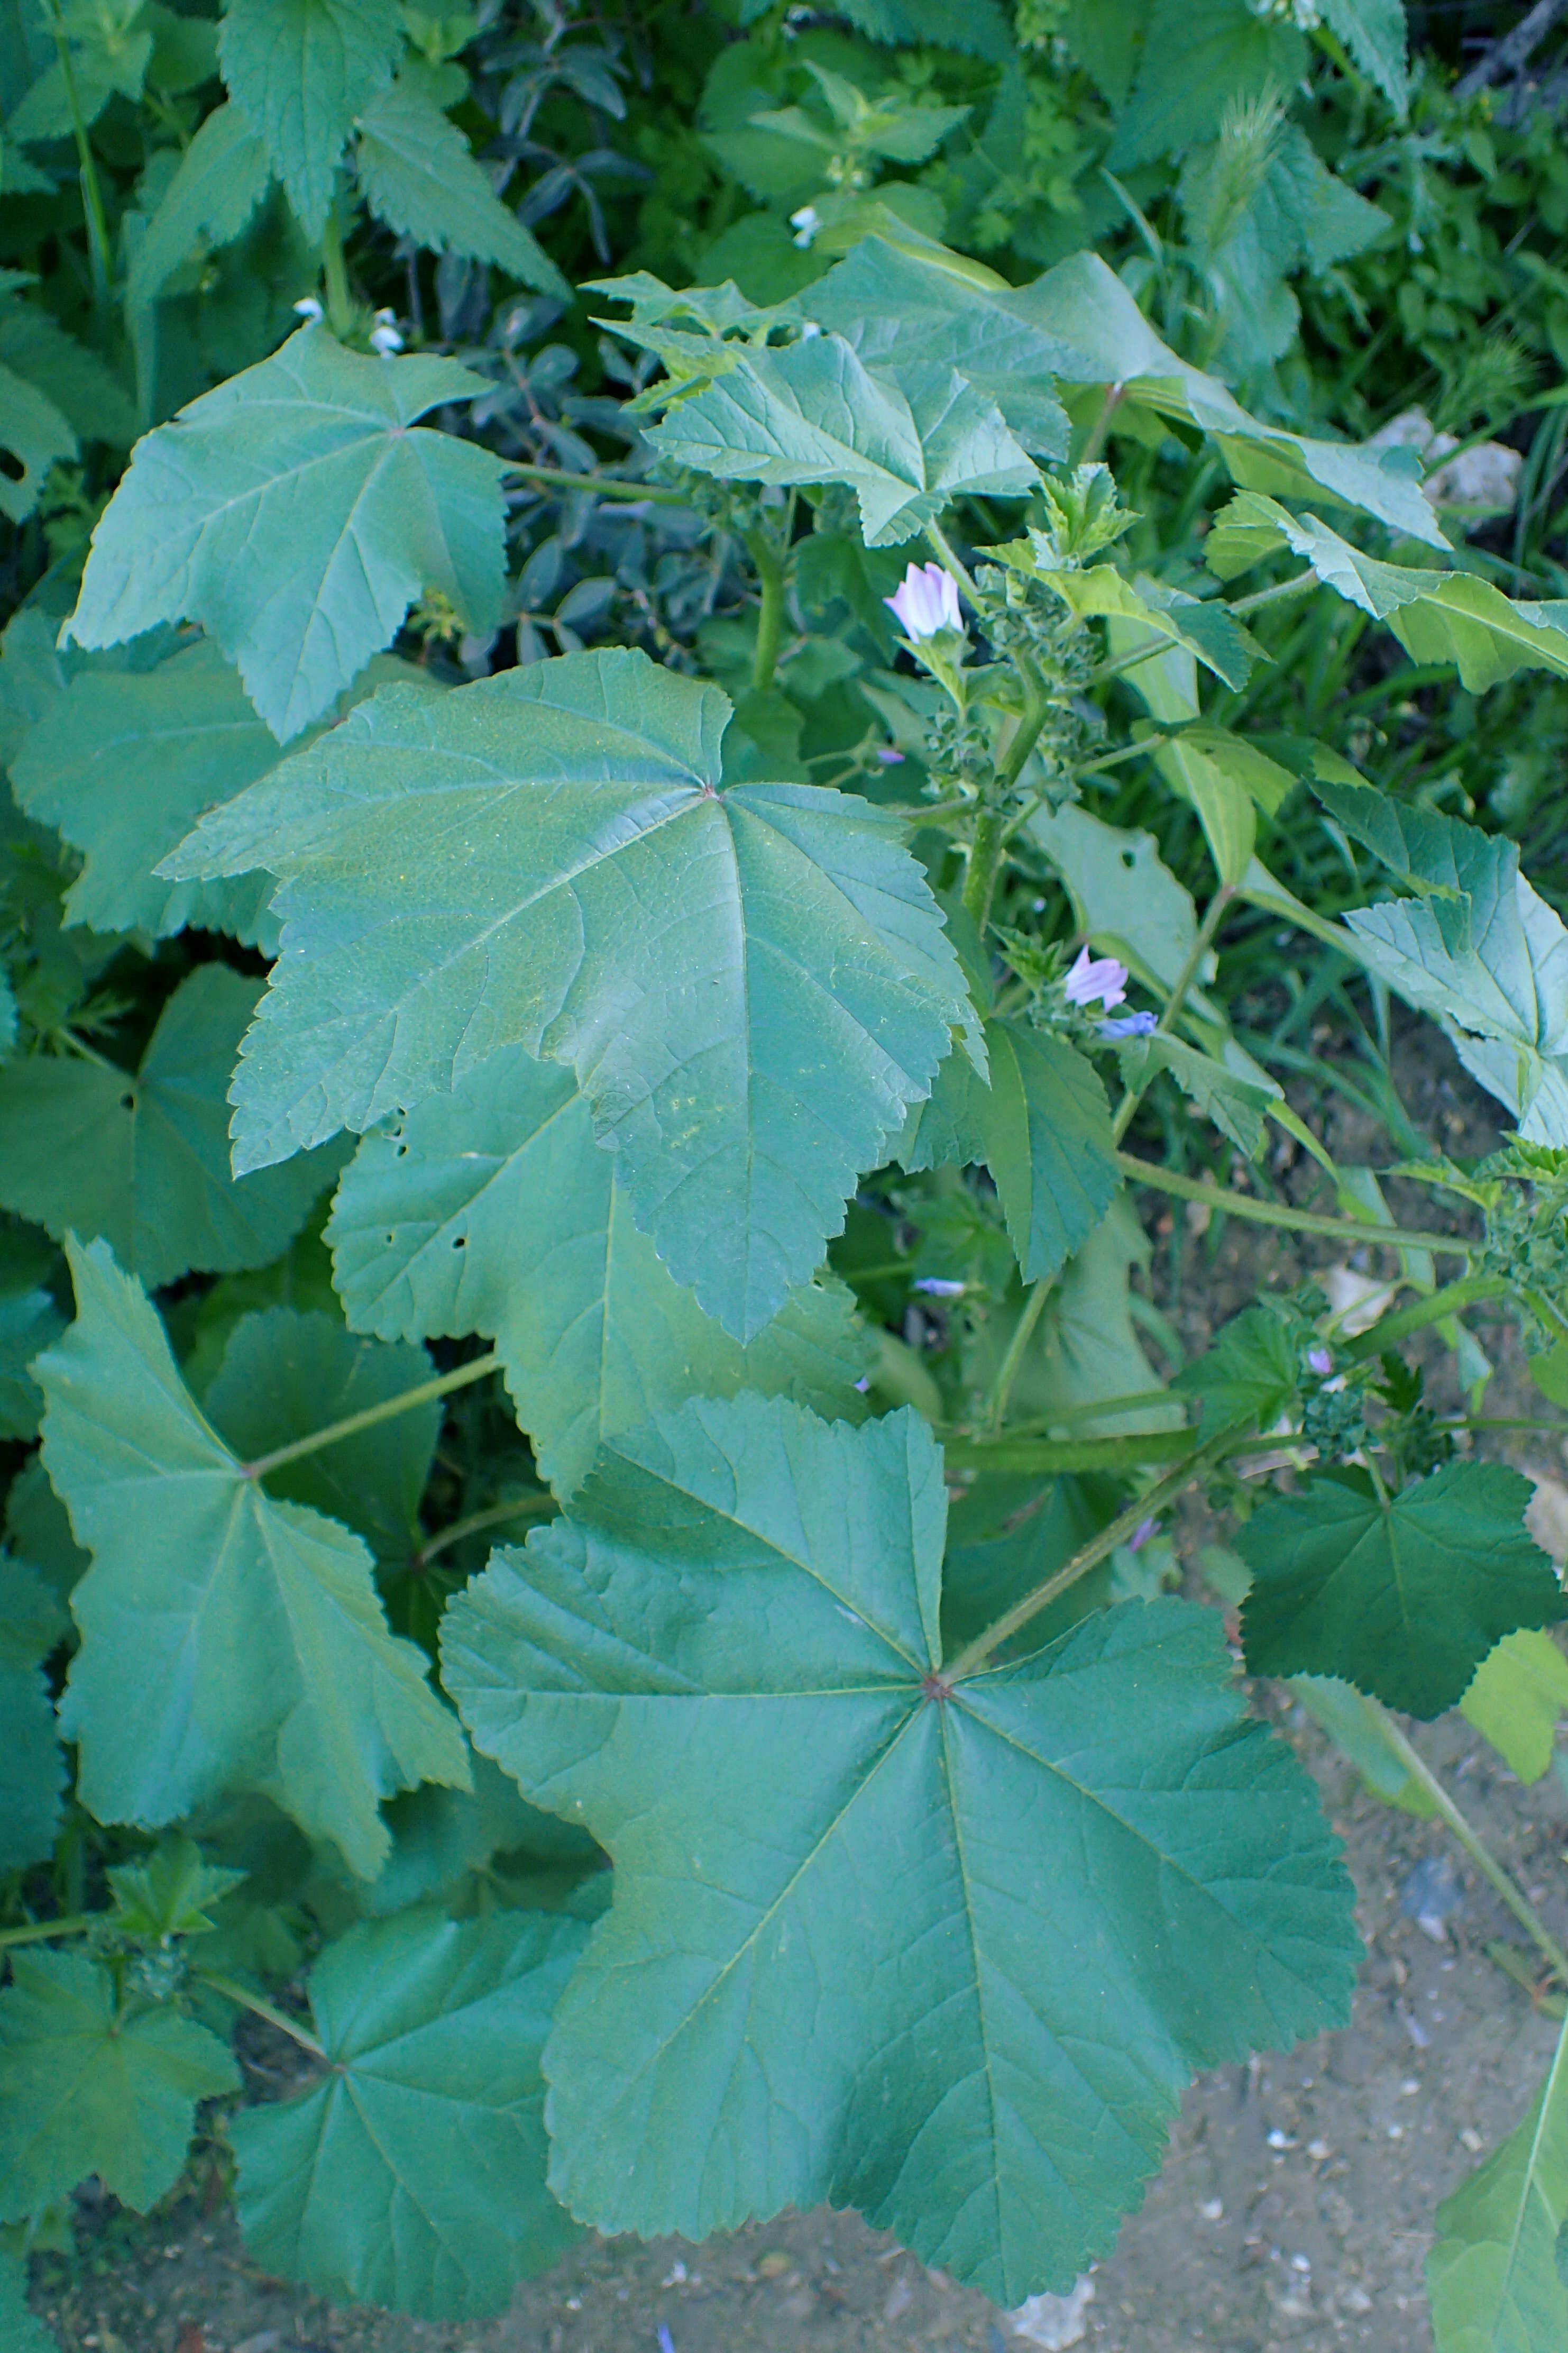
top-left (356, 1751), bottom-right (601, 1920)
top-left (127, 101), bottom-right (274, 311)
top-left (0, 2248), bottom-right (52, 2353)
top-left (355, 66), bottom-right (569, 295)
top-left (900, 1018), bottom-right (1120, 1284)
top-left (0, 1555), bottom-right (67, 1874)
top-left (1114, 1032), bottom-right (1281, 1157)
top-left (327, 1041), bottom-right (872, 1497)
top-left (646, 334), bottom-right (1039, 546)
top-left (218, 0), bottom-right (403, 239)
top-left (1172, 1302), bottom-right (1301, 1435)
top-left (201, 1308), bottom-right (438, 1562)
top-left (1239, 1463), bottom-right (1568, 1717)
top-left (0, 305), bottom-right (137, 451)
top-left (1106, 0), bottom-right (1306, 168)
top-left (1459, 1631), bottom-right (1568, 1786)
top-left (63, 327), bottom-right (508, 740)
top-left (1206, 495), bottom-right (1568, 690)
top-left (0, 1287), bottom-right (63, 1443)
top-left (163, 648), bottom-right (978, 1340)
top-left (0, 363), bottom-right (75, 527)
top-left (11, 637), bottom-right (283, 945)
top-left (808, 236), bottom-right (1073, 459)
top-left (36, 1237), bottom-right (469, 1878)
top-left (0, 1950), bottom-right (239, 2222)
top-left (443, 1393), bottom-right (1360, 2306)
top-left (1427, 2011), bottom-right (1568, 2352)
top-left (0, 969), bottom-right (343, 1289)
top-left (231, 1909), bottom-right (586, 2318)
top-left (106, 1836), bottom-right (248, 1941)
top-left (1321, 0), bottom-right (1408, 114)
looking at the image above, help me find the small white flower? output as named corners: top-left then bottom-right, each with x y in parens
top-left (790, 204), bottom-right (821, 249)
top-left (884, 560), bottom-right (962, 640)
top-left (293, 295), bottom-right (324, 322)
top-left (1063, 944), bottom-right (1128, 1010)
top-left (369, 309), bottom-right (404, 356)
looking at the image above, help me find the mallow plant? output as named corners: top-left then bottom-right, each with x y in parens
top-left (2, 7), bottom-right (1568, 2350)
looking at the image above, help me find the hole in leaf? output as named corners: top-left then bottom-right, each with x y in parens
top-left (120, 1090), bottom-right (135, 1112)
top-left (0, 447), bottom-right (23, 484)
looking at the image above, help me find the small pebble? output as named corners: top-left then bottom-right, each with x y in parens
top-left (1387, 2123), bottom-right (1404, 2139)
top-left (1460, 2127), bottom-right (1485, 2153)
top-left (1399, 2077), bottom-right (1420, 2096)
top-left (1307, 2139), bottom-right (1331, 2161)
top-left (1200, 2200), bottom-right (1223, 2221)
top-left (662, 2263), bottom-right (687, 2287)
top-left (1267, 2129), bottom-right (1296, 2150)
top-left (1290, 2254), bottom-right (1312, 2274)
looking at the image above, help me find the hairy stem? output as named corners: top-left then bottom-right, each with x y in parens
top-left (1340, 1275), bottom-right (1510, 1360)
top-left (983, 1280), bottom-right (1052, 1436)
top-left (1111, 884), bottom-right (1233, 1145)
top-left (0, 1913), bottom-right (96, 1952)
top-left (508, 463), bottom-right (686, 503)
top-left (744, 528), bottom-right (786, 692)
top-left (1224, 569), bottom-right (1320, 619)
top-left (411, 1491), bottom-right (557, 1570)
top-left (962, 807), bottom-right (1007, 931)
top-left (196, 1972), bottom-right (328, 2060)
top-left (948, 1422), bottom-right (1243, 1679)
top-left (241, 1352), bottom-right (501, 1481)
top-left (1115, 1153), bottom-right (1471, 1256)
top-left (1360, 1700), bottom-right (1568, 1985)
top-left (924, 517), bottom-right (978, 603)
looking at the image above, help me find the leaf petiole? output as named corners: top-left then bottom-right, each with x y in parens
top-left (506, 463), bottom-right (686, 503)
top-left (1115, 1153), bottom-right (1471, 1256)
top-left (0, 1913), bottom-right (97, 1952)
top-left (195, 1971), bottom-right (327, 2060)
top-left (241, 1352), bottom-right (501, 1481)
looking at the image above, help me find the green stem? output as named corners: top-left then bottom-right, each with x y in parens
top-left (744, 528), bottom-right (786, 692)
top-left (320, 208), bottom-right (353, 337)
top-left (195, 1972), bottom-right (327, 2061)
top-left (1114, 1153), bottom-right (1471, 1256)
top-left (1340, 1275), bottom-right (1510, 1360)
top-left (0, 1913), bottom-right (96, 1952)
top-left (924, 518), bottom-right (978, 603)
top-left (508, 463), bottom-right (686, 504)
top-left (962, 807), bottom-right (1007, 931)
top-left (1111, 884), bottom-right (1232, 1145)
top-left (1360, 1699), bottom-right (1568, 1986)
top-left (1224, 569), bottom-right (1320, 619)
top-left (948, 1422), bottom-right (1243, 1680)
top-left (1520, 1283), bottom-right (1568, 1349)
top-left (44, 0), bottom-right (112, 306)
top-left (983, 1280), bottom-right (1052, 1436)
top-left (411, 1491), bottom-right (556, 1570)
top-left (242, 1352), bottom-right (501, 1481)
top-left (945, 1428), bottom-right (1196, 1475)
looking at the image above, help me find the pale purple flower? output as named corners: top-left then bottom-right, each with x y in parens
top-left (1126, 1515), bottom-right (1159, 1551)
top-left (875, 747), bottom-right (905, 765)
top-left (1307, 1345), bottom-right (1333, 1377)
top-left (658, 2330), bottom-right (677, 2353)
top-left (1065, 945), bottom-right (1129, 1010)
top-left (1098, 1010), bottom-right (1157, 1039)
top-left (885, 561), bottom-right (962, 640)
top-left (790, 204), bottom-right (821, 248)
top-left (913, 1276), bottom-right (966, 1297)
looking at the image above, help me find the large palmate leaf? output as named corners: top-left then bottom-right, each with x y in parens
top-left (1238, 1464), bottom-right (1567, 1717)
top-left (1020, 256), bottom-right (1443, 546)
top-left (127, 101), bottom-right (273, 309)
top-left (0, 968), bottom-right (340, 1288)
top-left (355, 68), bottom-right (568, 295)
top-left (1427, 2012), bottom-right (1568, 2353)
top-left (1207, 495), bottom-right (1568, 689)
top-left (0, 1950), bottom-right (239, 2221)
top-left (11, 637), bottom-right (282, 944)
top-left (203, 1309), bottom-right (438, 1562)
top-left (899, 1018), bottom-right (1119, 1283)
top-left (646, 333), bottom-right (1039, 546)
top-left (443, 1394), bottom-right (1359, 2305)
top-left (231, 1910), bottom-right (586, 2318)
top-left (0, 1555), bottom-right (67, 1873)
top-left (327, 1042), bottom-right (870, 1496)
top-left (63, 327), bottom-right (508, 739)
top-left (1313, 783), bottom-right (1568, 1147)
top-left (808, 236), bottom-right (1074, 459)
top-left (219, 0), bottom-right (402, 238)
top-left (36, 1239), bottom-right (469, 1878)
top-left (164, 649), bottom-right (977, 1339)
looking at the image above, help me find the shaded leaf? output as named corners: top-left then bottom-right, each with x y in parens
top-left (0, 1288), bottom-right (63, 1443)
top-left (219, 0), bottom-right (402, 238)
top-left (231, 1910), bottom-right (586, 2317)
top-left (0, 1950), bottom-right (239, 2221)
top-left (1172, 1302), bottom-right (1301, 1435)
top-left (356, 68), bottom-right (568, 295)
top-left (1427, 2013), bottom-right (1568, 2353)
top-left (0, 2249), bottom-right (51, 2353)
top-left (0, 306), bottom-right (137, 450)
top-left (0, 363), bottom-right (74, 527)
top-left (0, 969), bottom-right (342, 1289)
top-left (127, 101), bottom-right (273, 309)
top-left (201, 1308), bottom-right (438, 1562)
top-left (1460, 1630), bottom-right (1568, 1786)
top-left (64, 327), bottom-right (507, 739)
top-left (443, 1394), bottom-right (1358, 2306)
top-left (1239, 1463), bottom-right (1567, 1717)
top-left (37, 1238), bottom-right (469, 1878)
top-left (1321, 0), bottom-right (1408, 113)
top-left (1107, 0), bottom-right (1305, 168)
top-left (327, 1042), bottom-right (870, 1497)
top-left (164, 649), bottom-right (977, 1340)
top-left (0, 1555), bottom-right (67, 1874)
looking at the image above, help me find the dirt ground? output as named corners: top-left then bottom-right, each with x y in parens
top-left (18, 1021), bottom-right (1568, 2353)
